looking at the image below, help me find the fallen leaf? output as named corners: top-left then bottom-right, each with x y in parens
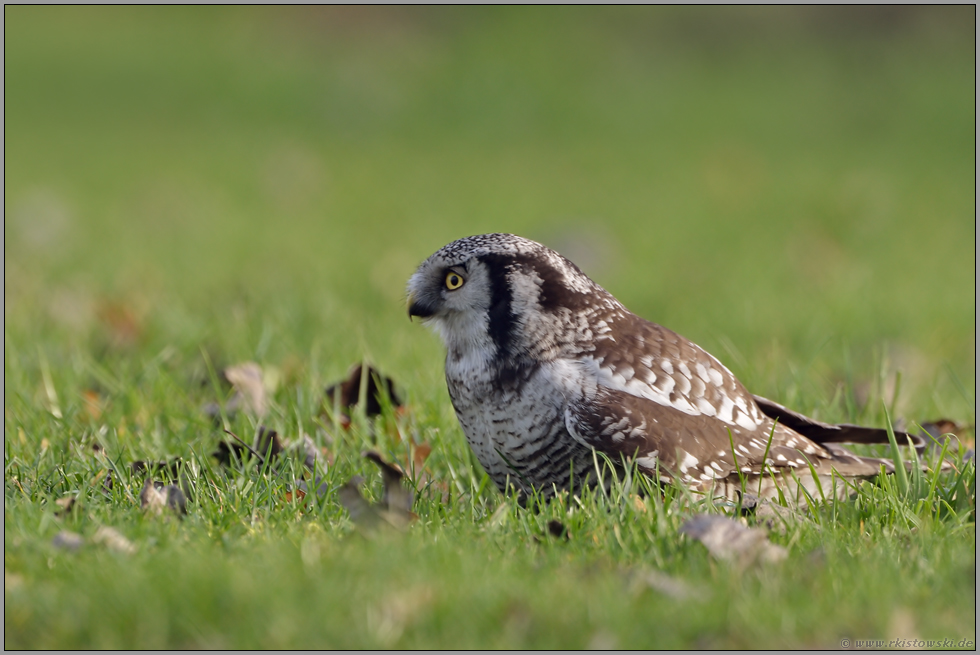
top-left (679, 514), bottom-right (787, 566)
top-left (295, 476), bottom-right (329, 500)
top-left (741, 495), bottom-right (808, 534)
top-left (97, 299), bottom-right (144, 348)
top-left (100, 469), bottom-right (114, 494)
top-left (547, 519), bottom-right (568, 540)
top-left (325, 364), bottom-right (403, 427)
top-left (918, 419), bottom-right (975, 460)
top-left (82, 389), bottom-right (104, 420)
top-left (634, 570), bottom-right (704, 601)
top-left (254, 426), bottom-right (284, 459)
top-left (292, 434), bottom-right (330, 499)
top-left (919, 418), bottom-right (967, 440)
top-left (631, 494), bottom-right (647, 513)
top-left (410, 442), bottom-right (432, 472)
top-left (92, 526), bottom-right (136, 554)
top-left (51, 531), bottom-right (84, 551)
top-left (91, 468), bottom-right (109, 490)
top-left (54, 496), bottom-right (77, 517)
top-left (300, 434), bottom-right (325, 472)
top-left (216, 428), bottom-right (320, 506)
top-left (224, 362), bottom-right (268, 418)
top-left (213, 428), bottom-right (282, 471)
top-left (364, 450), bottom-right (414, 514)
top-left (212, 440), bottom-right (250, 467)
top-left (130, 459), bottom-right (193, 501)
top-left (339, 452), bottom-right (418, 532)
top-left (140, 479), bottom-right (187, 516)
top-left (338, 477), bottom-right (379, 527)
top-left (367, 584), bottom-right (435, 647)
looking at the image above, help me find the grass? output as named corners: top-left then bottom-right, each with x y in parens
top-left (4, 6), bottom-right (976, 648)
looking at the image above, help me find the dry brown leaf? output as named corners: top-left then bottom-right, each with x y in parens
top-left (680, 514), bottom-right (787, 566)
top-left (212, 428), bottom-right (285, 474)
top-left (635, 570), bottom-right (704, 601)
top-left (410, 442), bottom-right (432, 471)
top-left (299, 434), bottom-right (326, 472)
top-left (91, 468), bottom-right (108, 488)
top-left (339, 452), bottom-right (418, 532)
top-left (295, 476), bottom-right (329, 499)
top-left (254, 426), bottom-right (283, 459)
top-left (324, 364), bottom-right (403, 427)
top-left (287, 433), bottom-right (330, 501)
top-left (367, 584), bottom-right (435, 647)
top-left (212, 440), bottom-right (250, 467)
top-left (92, 526), bottom-right (136, 554)
top-left (51, 530), bottom-right (84, 551)
top-left (82, 389), bottom-right (104, 420)
top-left (919, 418), bottom-right (975, 459)
top-left (364, 450), bottom-right (414, 515)
top-left (224, 362), bottom-right (268, 418)
top-left (97, 299), bottom-right (144, 348)
top-left (397, 439), bottom-right (437, 492)
top-left (140, 479), bottom-right (187, 517)
top-left (748, 497), bottom-right (809, 535)
top-left (54, 496), bottom-right (77, 517)
top-left (921, 418), bottom-right (966, 439)
top-left (338, 477), bottom-right (379, 527)
top-left (547, 519), bottom-right (568, 540)
top-left (98, 469), bottom-right (114, 494)
top-left (631, 494), bottom-right (647, 513)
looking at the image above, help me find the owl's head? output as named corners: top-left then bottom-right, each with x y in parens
top-left (407, 233), bottom-right (617, 365)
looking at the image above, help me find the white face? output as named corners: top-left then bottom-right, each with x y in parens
top-left (407, 253), bottom-right (496, 360)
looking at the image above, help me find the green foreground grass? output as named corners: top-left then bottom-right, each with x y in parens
top-left (4, 7), bottom-right (976, 648)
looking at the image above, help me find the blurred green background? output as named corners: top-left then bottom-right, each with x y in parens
top-left (3, 8), bottom-right (976, 649)
top-left (4, 6), bottom-right (975, 418)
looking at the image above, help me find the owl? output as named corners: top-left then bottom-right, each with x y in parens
top-left (406, 233), bottom-right (925, 505)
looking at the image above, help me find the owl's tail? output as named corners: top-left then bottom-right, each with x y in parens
top-left (753, 395), bottom-right (955, 473)
top-left (754, 395), bottom-right (926, 450)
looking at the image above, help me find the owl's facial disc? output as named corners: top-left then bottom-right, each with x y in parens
top-left (407, 252), bottom-right (503, 360)
top-left (408, 266), bottom-right (470, 319)
top-left (407, 257), bottom-right (488, 318)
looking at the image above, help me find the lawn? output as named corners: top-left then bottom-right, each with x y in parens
top-left (4, 6), bottom-right (976, 649)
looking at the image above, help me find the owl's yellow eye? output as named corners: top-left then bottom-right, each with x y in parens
top-left (445, 271), bottom-right (465, 290)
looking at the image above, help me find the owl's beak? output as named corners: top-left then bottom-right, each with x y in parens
top-left (407, 292), bottom-right (435, 320)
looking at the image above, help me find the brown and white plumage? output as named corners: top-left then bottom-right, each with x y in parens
top-left (407, 233), bottom-right (924, 505)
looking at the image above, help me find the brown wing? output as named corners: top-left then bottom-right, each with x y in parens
top-left (583, 312), bottom-right (771, 434)
top-left (570, 308), bottom-right (906, 495)
top-left (564, 384), bottom-right (834, 484)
